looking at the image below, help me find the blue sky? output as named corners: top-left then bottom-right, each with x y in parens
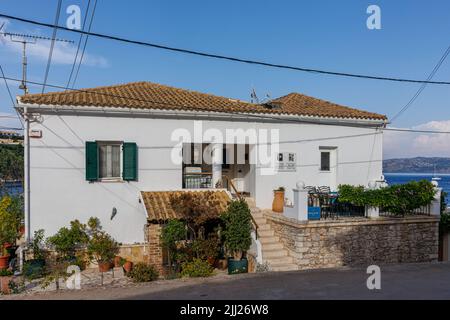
top-left (1, 0), bottom-right (449, 158)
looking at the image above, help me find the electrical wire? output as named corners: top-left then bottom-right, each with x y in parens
top-left (390, 44), bottom-right (450, 123)
top-left (70, 0), bottom-right (98, 88)
top-left (1, 13), bottom-right (450, 86)
top-left (0, 64), bottom-right (24, 129)
top-left (65, 0), bottom-right (91, 89)
top-left (41, 0), bottom-right (63, 93)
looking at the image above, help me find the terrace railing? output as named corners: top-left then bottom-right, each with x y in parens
top-left (182, 172), bottom-right (212, 189)
top-left (379, 204), bottom-right (431, 217)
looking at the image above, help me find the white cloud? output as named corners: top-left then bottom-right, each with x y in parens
top-left (0, 19), bottom-right (108, 67)
top-left (384, 120), bottom-right (450, 159)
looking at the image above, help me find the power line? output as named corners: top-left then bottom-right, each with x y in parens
top-left (0, 64), bottom-right (24, 129)
top-left (390, 44), bottom-right (450, 123)
top-left (2, 13), bottom-right (450, 86)
top-left (41, 0), bottom-right (63, 93)
top-left (65, 0), bottom-right (91, 89)
top-left (383, 127), bottom-right (450, 134)
top-left (70, 0), bottom-right (98, 88)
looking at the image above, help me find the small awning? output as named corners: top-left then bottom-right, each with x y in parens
top-left (140, 190), bottom-right (231, 223)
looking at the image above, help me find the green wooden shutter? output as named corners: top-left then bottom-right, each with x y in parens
top-left (123, 142), bottom-right (137, 181)
top-left (85, 141), bottom-right (98, 181)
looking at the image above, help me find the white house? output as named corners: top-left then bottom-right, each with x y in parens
top-left (16, 81), bottom-right (387, 244)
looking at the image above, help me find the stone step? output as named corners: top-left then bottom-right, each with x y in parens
top-left (261, 242), bottom-right (284, 251)
top-left (253, 217), bottom-right (267, 225)
top-left (245, 197), bottom-right (256, 208)
top-left (263, 249), bottom-right (289, 259)
top-left (258, 229), bottom-right (275, 237)
top-left (271, 264), bottom-right (298, 272)
top-left (259, 237), bottom-right (279, 245)
top-left (263, 253), bottom-right (294, 267)
top-left (251, 212), bottom-right (264, 218)
top-left (256, 224), bottom-right (271, 231)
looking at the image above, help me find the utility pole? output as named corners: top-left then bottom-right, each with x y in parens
top-left (1, 31), bottom-right (74, 243)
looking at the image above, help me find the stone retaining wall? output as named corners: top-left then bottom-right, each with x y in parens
top-left (265, 213), bottom-right (439, 270)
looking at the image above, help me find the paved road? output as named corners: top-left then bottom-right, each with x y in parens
top-left (7, 262), bottom-right (450, 300)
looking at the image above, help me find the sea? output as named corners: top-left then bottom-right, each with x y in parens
top-left (1, 174), bottom-right (449, 205)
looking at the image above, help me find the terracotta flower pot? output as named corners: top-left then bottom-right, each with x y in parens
top-left (123, 261), bottom-right (133, 273)
top-left (113, 256), bottom-right (122, 268)
top-left (0, 276), bottom-right (13, 294)
top-left (272, 190), bottom-right (285, 213)
top-left (98, 261), bottom-right (113, 273)
top-left (0, 255), bottom-right (9, 270)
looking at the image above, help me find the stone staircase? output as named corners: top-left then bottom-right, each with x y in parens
top-left (246, 198), bottom-right (298, 272)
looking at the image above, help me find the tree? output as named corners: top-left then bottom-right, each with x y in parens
top-left (0, 196), bottom-right (21, 253)
top-left (169, 191), bottom-right (226, 239)
top-left (221, 199), bottom-right (252, 260)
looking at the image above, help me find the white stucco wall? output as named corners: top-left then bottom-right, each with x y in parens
top-left (26, 111), bottom-right (383, 243)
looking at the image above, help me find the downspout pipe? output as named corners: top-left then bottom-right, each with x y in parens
top-left (24, 105), bottom-right (31, 243)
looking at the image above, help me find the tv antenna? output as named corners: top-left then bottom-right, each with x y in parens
top-left (250, 87), bottom-right (271, 104)
top-left (0, 28), bottom-right (74, 95)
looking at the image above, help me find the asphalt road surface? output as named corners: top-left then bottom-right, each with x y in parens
top-left (6, 262), bottom-right (450, 300)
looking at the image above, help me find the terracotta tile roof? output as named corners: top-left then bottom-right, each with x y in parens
top-left (141, 190), bottom-right (230, 222)
top-left (19, 81), bottom-right (387, 121)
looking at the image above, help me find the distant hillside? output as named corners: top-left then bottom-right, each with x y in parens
top-left (383, 157), bottom-right (450, 174)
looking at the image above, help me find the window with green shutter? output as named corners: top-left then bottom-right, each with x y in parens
top-left (122, 142), bottom-right (138, 181)
top-left (85, 141), bottom-right (99, 181)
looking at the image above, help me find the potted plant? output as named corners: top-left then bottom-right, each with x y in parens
top-left (46, 219), bottom-right (89, 262)
top-left (23, 229), bottom-right (47, 279)
top-left (221, 199), bottom-right (252, 274)
top-left (272, 187), bottom-right (285, 213)
top-left (0, 268), bottom-right (14, 294)
top-left (114, 256), bottom-right (126, 268)
top-left (86, 218), bottom-right (119, 273)
top-left (192, 236), bottom-right (220, 267)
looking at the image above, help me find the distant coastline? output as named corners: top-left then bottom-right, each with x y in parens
top-left (383, 157), bottom-right (450, 174)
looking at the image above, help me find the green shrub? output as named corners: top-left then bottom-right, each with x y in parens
top-left (181, 258), bottom-right (213, 278)
top-left (192, 236), bottom-right (220, 261)
top-left (338, 180), bottom-right (437, 216)
top-left (440, 213), bottom-right (450, 233)
top-left (0, 269), bottom-right (13, 276)
top-left (30, 229), bottom-right (46, 260)
top-left (46, 220), bottom-right (89, 258)
top-left (0, 196), bottom-right (21, 249)
top-left (221, 199), bottom-right (252, 260)
top-left (87, 230), bottom-right (119, 264)
top-left (126, 262), bottom-right (159, 282)
top-left (160, 219), bottom-right (186, 272)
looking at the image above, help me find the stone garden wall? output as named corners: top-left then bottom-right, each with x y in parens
top-left (265, 213), bottom-right (439, 270)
